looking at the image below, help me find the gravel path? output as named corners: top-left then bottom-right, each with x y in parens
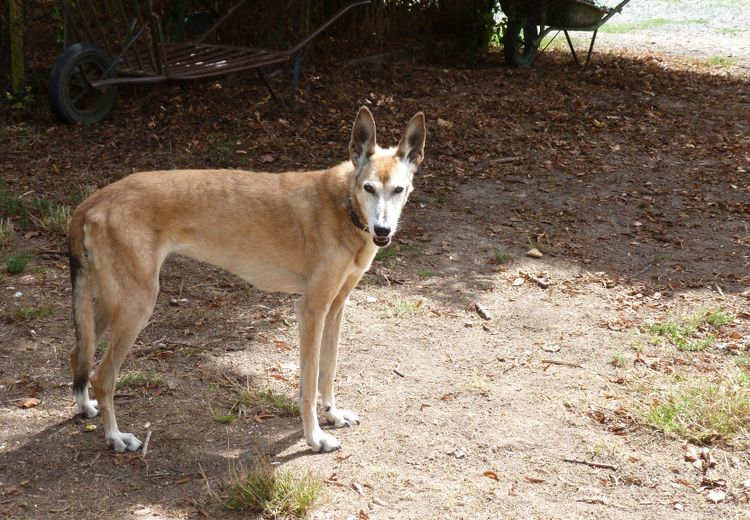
top-left (592, 0), bottom-right (750, 70)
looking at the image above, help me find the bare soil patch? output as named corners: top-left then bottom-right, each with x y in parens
top-left (1, 48), bottom-right (749, 519)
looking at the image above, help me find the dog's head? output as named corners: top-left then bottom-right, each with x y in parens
top-left (349, 106), bottom-right (426, 248)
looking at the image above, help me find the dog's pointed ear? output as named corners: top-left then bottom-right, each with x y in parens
top-left (396, 112), bottom-right (426, 167)
top-left (350, 106), bottom-right (377, 167)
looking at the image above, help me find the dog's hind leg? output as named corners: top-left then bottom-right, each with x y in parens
top-left (90, 283), bottom-right (157, 452)
top-left (319, 278), bottom-right (361, 429)
top-left (69, 250), bottom-right (100, 420)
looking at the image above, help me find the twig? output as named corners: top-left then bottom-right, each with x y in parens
top-left (563, 457), bottom-right (618, 471)
top-left (521, 271), bottom-right (550, 289)
top-left (393, 366), bottom-right (405, 378)
top-left (541, 359), bottom-right (583, 368)
top-left (142, 430), bottom-right (152, 458)
top-left (489, 156), bottom-right (522, 164)
top-left (633, 261), bottom-right (653, 277)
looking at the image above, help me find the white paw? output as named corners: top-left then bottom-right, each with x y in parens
top-left (78, 399), bottom-right (99, 419)
top-left (324, 407), bottom-right (360, 428)
top-left (307, 429), bottom-right (341, 453)
top-left (106, 431), bottom-right (143, 452)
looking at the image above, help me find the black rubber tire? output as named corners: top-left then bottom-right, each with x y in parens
top-left (49, 43), bottom-right (117, 124)
top-left (504, 19), bottom-right (539, 68)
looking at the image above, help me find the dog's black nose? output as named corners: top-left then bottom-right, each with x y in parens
top-left (374, 225), bottom-right (391, 237)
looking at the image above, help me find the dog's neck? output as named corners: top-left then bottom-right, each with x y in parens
top-left (348, 198), bottom-right (368, 232)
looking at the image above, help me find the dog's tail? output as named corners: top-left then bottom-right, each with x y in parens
top-left (68, 211), bottom-right (97, 408)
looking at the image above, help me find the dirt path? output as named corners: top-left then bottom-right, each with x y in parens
top-left (1, 33), bottom-right (749, 520)
top-left (576, 0), bottom-right (750, 71)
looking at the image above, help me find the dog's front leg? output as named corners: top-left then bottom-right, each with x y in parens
top-left (319, 287), bottom-right (360, 428)
top-left (296, 296), bottom-right (340, 452)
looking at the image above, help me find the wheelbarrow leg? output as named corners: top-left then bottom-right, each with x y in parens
top-left (584, 29), bottom-right (599, 66)
top-left (563, 30), bottom-right (580, 65)
top-left (291, 50), bottom-right (302, 97)
top-left (564, 29), bottom-right (600, 66)
top-left (257, 69), bottom-right (286, 107)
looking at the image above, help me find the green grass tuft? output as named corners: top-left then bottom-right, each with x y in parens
top-left (5, 251), bottom-right (31, 274)
top-left (116, 368), bottom-right (164, 390)
top-left (649, 309), bottom-right (732, 352)
top-left (418, 268), bottom-right (437, 279)
top-left (384, 299), bottom-right (423, 319)
top-left (223, 463), bottom-right (323, 517)
top-left (493, 250), bottom-right (512, 264)
top-left (233, 386), bottom-right (300, 417)
top-left (16, 305), bottom-right (50, 320)
top-left (214, 413), bottom-right (238, 424)
top-left (643, 371), bottom-right (750, 445)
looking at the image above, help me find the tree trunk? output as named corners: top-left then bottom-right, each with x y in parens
top-left (8, 0), bottom-right (23, 93)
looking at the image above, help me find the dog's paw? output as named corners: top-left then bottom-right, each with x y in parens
top-left (77, 399), bottom-right (99, 419)
top-left (307, 429), bottom-right (341, 453)
top-left (324, 407), bottom-right (360, 428)
top-left (106, 431), bottom-right (143, 453)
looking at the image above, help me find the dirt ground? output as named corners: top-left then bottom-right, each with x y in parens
top-left (1, 34), bottom-right (750, 520)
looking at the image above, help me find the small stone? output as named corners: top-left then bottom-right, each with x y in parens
top-left (13, 291), bottom-right (22, 298)
top-left (526, 248), bottom-right (543, 258)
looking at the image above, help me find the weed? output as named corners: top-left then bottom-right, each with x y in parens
top-left (4, 86), bottom-right (35, 113)
top-left (642, 370), bottom-right (750, 445)
top-left (400, 243), bottom-right (425, 256)
top-left (5, 251), bottom-right (31, 274)
top-left (0, 219), bottom-right (15, 247)
top-left (705, 310), bottom-right (732, 327)
top-left (734, 356), bottom-right (750, 369)
top-left (96, 341), bottom-right (108, 354)
top-left (470, 371), bottom-right (493, 397)
top-left (493, 250), bottom-right (512, 264)
top-left (384, 299), bottom-right (423, 319)
top-left (116, 368), bottom-right (164, 390)
top-left (231, 382), bottom-right (299, 417)
top-left (418, 268), bottom-right (437, 279)
top-left (16, 306), bottom-right (50, 320)
top-left (611, 353), bottom-right (628, 367)
top-left (374, 246), bottom-right (397, 268)
top-left (223, 462), bottom-right (322, 516)
top-left (706, 56), bottom-right (735, 68)
top-left (0, 179), bottom-right (27, 219)
top-left (649, 309), bottom-right (732, 352)
top-left (207, 383), bottom-right (219, 392)
top-left (214, 413), bottom-right (238, 424)
top-left (590, 438), bottom-right (622, 459)
top-left (429, 191), bottom-right (447, 205)
top-left (38, 203), bottom-right (71, 237)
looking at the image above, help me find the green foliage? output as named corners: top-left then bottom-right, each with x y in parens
top-left (644, 371), bottom-right (750, 444)
top-left (223, 463), bottom-right (323, 517)
top-left (116, 369), bottom-right (164, 390)
top-left (649, 309), bottom-right (732, 352)
top-left (5, 250), bottom-right (31, 274)
top-left (3, 86), bottom-right (34, 113)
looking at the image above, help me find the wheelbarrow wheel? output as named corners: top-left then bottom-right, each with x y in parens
top-left (49, 43), bottom-right (117, 124)
top-left (504, 19), bottom-right (539, 68)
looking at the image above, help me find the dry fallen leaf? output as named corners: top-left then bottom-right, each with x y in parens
top-left (526, 248), bottom-right (543, 258)
top-left (16, 397), bottom-right (41, 409)
top-left (482, 470), bottom-right (499, 480)
top-left (524, 475), bottom-right (546, 484)
top-left (512, 277), bottom-right (525, 286)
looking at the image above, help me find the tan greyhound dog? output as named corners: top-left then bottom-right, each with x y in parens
top-left (68, 107), bottom-right (426, 453)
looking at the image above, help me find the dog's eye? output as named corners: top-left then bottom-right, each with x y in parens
top-left (393, 186), bottom-right (404, 194)
top-left (364, 184), bottom-right (376, 194)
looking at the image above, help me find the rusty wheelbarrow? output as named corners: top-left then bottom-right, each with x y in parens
top-left (49, 0), bottom-right (370, 123)
top-left (500, 0), bottom-right (631, 68)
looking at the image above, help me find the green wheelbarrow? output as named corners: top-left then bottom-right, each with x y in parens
top-left (500, 0), bottom-right (632, 68)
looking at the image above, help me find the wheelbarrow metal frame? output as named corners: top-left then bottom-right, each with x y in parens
top-left (52, 0), bottom-right (369, 122)
top-left (502, 0), bottom-right (632, 67)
